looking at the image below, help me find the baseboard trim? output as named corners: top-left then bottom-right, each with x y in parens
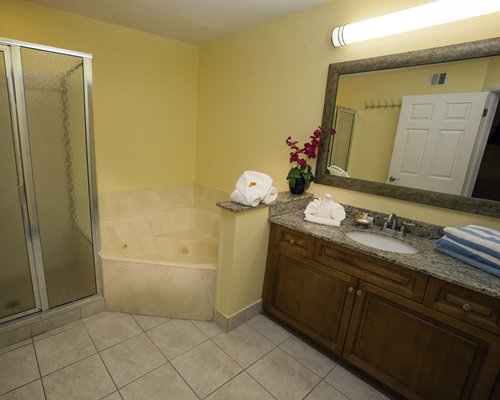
top-left (214, 299), bottom-right (263, 332)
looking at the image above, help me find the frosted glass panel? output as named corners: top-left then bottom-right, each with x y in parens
top-left (21, 48), bottom-right (96, 307)
top-left (0, 50), bottom-right (36, 318)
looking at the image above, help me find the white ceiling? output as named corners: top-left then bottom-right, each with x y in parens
top-left (25, 0), bottom-right (332, 44)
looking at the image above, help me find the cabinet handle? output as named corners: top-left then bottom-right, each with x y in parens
top-left (462, 303), bottom-right (471, 311)
top-left (356, 290), bottom-right (363, 296)
top-left (289, 239), bottom-right (295, 245)
top-left (347, 286), bottom-right (354, 293)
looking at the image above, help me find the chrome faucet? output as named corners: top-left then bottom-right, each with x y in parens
top-left (385, 213), bottom-right (398, 231)
top-left (381, 212), bottom-right (415, 236)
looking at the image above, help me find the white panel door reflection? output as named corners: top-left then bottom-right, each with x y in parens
top-left (388, 92), bottom-right (488, 195)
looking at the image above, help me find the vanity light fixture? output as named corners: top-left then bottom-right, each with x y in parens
top-left (332, 0), bottom-right (500, 47)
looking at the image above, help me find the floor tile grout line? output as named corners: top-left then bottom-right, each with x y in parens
top-left (323, 364), bottom-right (368, 400)
top-left (0, 377), bottom-right (45, 399)
top-left (144, 326), bottom-right (203, 400)
top-left (300, 376), bottom-right (324, 400)
top-left (30, 339), bottom-right (49, 400)
top-left (247, 317), bottom-right (293, 346)
top-left (81, 319), bottom-right (120, 394)
top-left (131, 314), bottom-right (170, 331)
top-left (241, 369), bottom-right (279, 400)
top-left (82, 312), bottom-right (144, 352)
top-left (208, 329), bottom-right (277, 371)
top-left (146, 328), bottom-right (211, 363)
top-left (97, 329), bottom-right (146, 353)
top-left (277, 339), bottom-right (337, 380)
top-left (245, 318), bottom-right (339, 379)
top-left (113, 361), bottom-right (169, 395)
top-left (319, 377), bottom-right (355, 400)
top-left (0, 337), bottom-right (34, 356)
top-left (167, 359), bottom-right (203, 399)
top-left (32, 319), bottom-right (85, 344)
top-left (32, 322), bottom-right (100, 377)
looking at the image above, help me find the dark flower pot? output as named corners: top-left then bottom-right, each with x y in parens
top-left (289, 177), bottom-right (307, 195)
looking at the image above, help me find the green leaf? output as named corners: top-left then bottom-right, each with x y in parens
top-left (288, 177), bottom-right (296, 189)
top-left (287, 168), bottom-right (302, 179)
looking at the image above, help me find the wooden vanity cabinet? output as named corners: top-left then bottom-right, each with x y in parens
top-left (263, 225), bottom-right (357, 354)
top-left (344, 281), bottom-right (500, 400)
top-left (263, 224), bottom-right (500, 400)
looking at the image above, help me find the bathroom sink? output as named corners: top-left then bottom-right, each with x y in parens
top-left (346, 231), bottom-right (418, 254)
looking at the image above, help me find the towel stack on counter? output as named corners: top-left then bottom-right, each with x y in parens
top-left (304, 193), bottom-right (346, 227)
top-left (230, 171), bottom-right (278, 207)
top-left (435, 225), bottom-right (500, 278)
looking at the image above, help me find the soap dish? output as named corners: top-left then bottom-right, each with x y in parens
top-left (354, 213), bottom-right (372, 226)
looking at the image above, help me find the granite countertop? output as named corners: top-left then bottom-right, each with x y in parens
top-left (217, 192), bottom-right (314, 213)
top-left (270, 211), bottom-right (500, 299)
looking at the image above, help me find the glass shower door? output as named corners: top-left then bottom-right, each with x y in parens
top-left (20, 48), bottom-right (96, 308)
top-left (0, 47), bottom-right (38, 320)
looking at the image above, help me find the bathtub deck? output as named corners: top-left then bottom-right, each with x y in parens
top-left (132, 253), bottom-right (217, 266)
top-left (156, 229), bottom-right (217, 241)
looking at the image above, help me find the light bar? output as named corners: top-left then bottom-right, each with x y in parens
top-left (332, 0), bottom-right (500, 47)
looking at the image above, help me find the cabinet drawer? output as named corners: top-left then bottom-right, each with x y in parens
top-left (314, 239), bottom-right (428, 301)
top-left (272, 224), bottom-right (314, 258)
top-left (424, 278), bottom-right (500, 335)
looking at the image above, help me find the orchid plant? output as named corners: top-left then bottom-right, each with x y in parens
top-left (285, 127), bottom-right (335, 191)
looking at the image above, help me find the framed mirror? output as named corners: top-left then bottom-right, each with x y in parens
top-left (316, 37), bottom-right (500, 218)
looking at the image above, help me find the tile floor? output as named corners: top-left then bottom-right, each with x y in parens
top-left (0, 312), bottom-right (391, 400)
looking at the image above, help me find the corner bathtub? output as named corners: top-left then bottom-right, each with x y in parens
top-left (100, 208), bottom-right (218, 320)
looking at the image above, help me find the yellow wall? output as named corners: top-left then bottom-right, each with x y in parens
top-left (197, 0), bottom-right (500, 229)
top-left (0, 0), bottom-right (199, 192)
top-left (483, 57), bottom-right (500, 89)
top-left (216, 208), bottom-right (270, 317)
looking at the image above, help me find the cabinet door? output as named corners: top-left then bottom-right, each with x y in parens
top-left (264, 251), bottom-right (357, 355)
top-left (344, 282), bottom-right (500, 400)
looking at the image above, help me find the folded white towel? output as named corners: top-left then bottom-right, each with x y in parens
top-left (303, 194), bottom-right (346, 227)
top-left (305, 214), bottom-right (341, 227)
top-left (327, 165), bottom-right (350, 177)
top-left (230, 171), bottom-right (277, 207)
top-left (262, 187), bottom-right (278, 204)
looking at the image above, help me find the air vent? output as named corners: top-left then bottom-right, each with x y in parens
top-left (430, 72), bottom-right (448, 87)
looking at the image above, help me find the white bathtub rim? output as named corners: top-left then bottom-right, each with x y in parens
top-left (99, 252), bottom-right (216, 271)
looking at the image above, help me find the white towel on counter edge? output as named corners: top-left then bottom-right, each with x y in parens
top-left (262, 187), bottom-right (278, 204)
top-left (230, 170), bottom-right (277, 207)
top-left (305, 213), bottom-right (341, 227)
top-left (304, 197), bottom-right (346, 222)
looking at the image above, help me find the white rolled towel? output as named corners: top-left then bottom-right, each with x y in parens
top-left (303, 194), bottom-right (346, 227)
top-left (230, 171), bottom-right (277, 207)
top-left (262, 187), bottom-right (278, 204)
top-left (305, 214), bottom-right (341, 227)
top-left (330, 202), bottom-right (346, 221)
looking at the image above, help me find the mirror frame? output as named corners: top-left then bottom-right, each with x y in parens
top-left (316, 37), bottom-right (500, 218)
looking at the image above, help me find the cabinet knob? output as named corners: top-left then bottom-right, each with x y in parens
top-left (289, 239), bottom-right (295, 245)
top-left (347, 286), bottom-right (354, 293)
top-left (356, 290), bottom-right (363, 296)
top-left (462, 303), bottom-right (471, 312)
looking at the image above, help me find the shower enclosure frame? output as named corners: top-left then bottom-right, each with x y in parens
top-left (0, 37), bottom-right (102, 324)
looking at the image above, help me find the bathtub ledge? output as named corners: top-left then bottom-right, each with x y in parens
top-left (217, 191), bottom-right (313, 215)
